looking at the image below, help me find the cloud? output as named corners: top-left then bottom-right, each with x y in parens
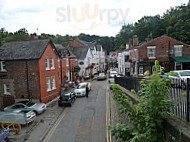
top-left (0, 0), bottom-right (188, 36)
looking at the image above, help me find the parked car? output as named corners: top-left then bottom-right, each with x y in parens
top-left (12, 109), bottom-right (36, 124)
top-left (58, 92), bottom-right (76, 106)
top-left (4, 101), bottom-right (47, 115)
top-left (0, 110), bottom-right (35, 125)
top-left (74, 82), bottom-right (91, 97)
top-left (97, 73), bottom-right (107, 80)
top-left (109, 71), bottom-right (118, 78)
top-left (169, 70), bottom-right (190, 89)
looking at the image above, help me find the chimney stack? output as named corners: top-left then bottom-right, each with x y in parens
top-left (30, 33), bottom-right (38, 39)
top-left (133, 35), bottom-right (139, 46)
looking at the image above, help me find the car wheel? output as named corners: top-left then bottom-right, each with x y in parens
top-left (70, 103), bottom-right (72, 107)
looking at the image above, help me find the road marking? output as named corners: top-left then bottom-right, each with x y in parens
top-left (106, 87), bottom-right (112, 142)
top-left (42, 108), bottom-right (68, 142)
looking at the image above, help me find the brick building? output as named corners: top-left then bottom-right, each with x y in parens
top-left (55, 44), bottom-right (77, 87)
top-left (0, 39), bottom-right (61, 108)
top-left (126, 35), bottom-right (190, 76)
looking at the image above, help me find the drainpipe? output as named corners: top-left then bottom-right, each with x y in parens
top-left (25, 60), bottom-right (31, 101)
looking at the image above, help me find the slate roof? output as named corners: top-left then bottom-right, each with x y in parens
top-left (0, 39), bottom-right (57, 60)
top-left (54, 44), bottom-right (68, 58)
top-left (71, 46), bottom-right (89, 60)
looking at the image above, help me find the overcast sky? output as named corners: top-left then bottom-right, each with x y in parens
top-left (0, 0), bottom-right (188, 37)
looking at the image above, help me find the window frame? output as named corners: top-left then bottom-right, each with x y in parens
top-left (139, 66), bottom-right (144, 75)
top-left (46, 77), bottom-right (51, 92)
top-left (51, 76), bottom-right (56, 90)
top-left (50, 56), bottom-right (55, 69)
top-left (147, 46), bottom-right (156, 59)
top-left (4, 84), bottom-right (10, 95)
top-left (1, 61), bottom-right (7, 72)
top-left (45, 57), bottom-right (50, 70)
top-left (66, 58), bottom-right (69, 67)
top-left (174, 45), bottom-right (183, 57)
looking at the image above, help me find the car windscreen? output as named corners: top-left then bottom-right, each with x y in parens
top-left (179, 71), bottom-right (190, 76)
top-left (77, 84), bottom-right (86, 89)
top-left (60, 95), bottom-right (69, 100)
top-left (19, 101), bottom-right (35, 107)
top-left (99, 73), bottom-right (105, 76)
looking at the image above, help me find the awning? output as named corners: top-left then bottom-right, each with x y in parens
top-left (172, 56), bottom-right (190, 62)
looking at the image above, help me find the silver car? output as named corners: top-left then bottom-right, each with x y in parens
top-left (169, 70), bottom-right (190, 89)
top-left (12, 109), bottom-right (36, 124)
top-left (4, 101), bottom-right (47, 114)
top-left (97, 73), bottom-right (107, 80)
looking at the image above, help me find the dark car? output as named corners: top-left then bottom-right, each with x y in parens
top-left (58, 92), bottom-right (76, 106)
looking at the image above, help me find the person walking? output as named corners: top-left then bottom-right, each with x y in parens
top-left (86, 86), bottom-right (89, 98)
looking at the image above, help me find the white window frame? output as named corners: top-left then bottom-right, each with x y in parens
top-left (46, 77), bottom-right (51, 92)
top-left (45, 57), bottom-right (50, 70)
top-left (1, 61), bottom-right (6, 72)
top-left (4, 84), bottom-right (10, 95)
top-left (51, 76), bottom-right (56, 90)
top-left (139, 66), bottom-right (144, 75)
top-left (147, 46), bottom-right (156, 59)
top-left (66, 71), bottom-right (70, 81)
top-left (50, 57), bottom-right (55, 69)
top-left (174, 45), bottom-right (183, 57)
top-left (66, 58), bottom-right (69, 67)
top-left (175, 62), bottom-right (182, 70)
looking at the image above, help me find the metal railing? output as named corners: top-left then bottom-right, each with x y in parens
top-left (114, 76), bottom-right (190, 122)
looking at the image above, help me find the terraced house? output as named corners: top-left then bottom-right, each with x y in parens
top-left (0, 39), bottom-right (61, 109)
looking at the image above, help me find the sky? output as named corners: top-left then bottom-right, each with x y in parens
top-left (0, 0), bottom-right (188, 37)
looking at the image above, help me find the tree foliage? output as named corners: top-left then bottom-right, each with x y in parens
top-left (111, 61), bottom-right (174, 142)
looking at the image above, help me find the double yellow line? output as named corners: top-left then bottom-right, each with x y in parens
top-left (106, 87), bottom-right (112, 142)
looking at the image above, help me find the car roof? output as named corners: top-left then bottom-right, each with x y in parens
top-left (173, 70), bottom-right (190, 73)
top-left (110, 71), bottom-right (117, 73)
top-left (79, 82), bottom-right (88, 85)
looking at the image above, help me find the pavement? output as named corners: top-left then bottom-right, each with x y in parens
top-left (8, 87), bottom-right (75, 142)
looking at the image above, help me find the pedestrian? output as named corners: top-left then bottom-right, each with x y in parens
top-left (86, 86), bottom-right (89, 98)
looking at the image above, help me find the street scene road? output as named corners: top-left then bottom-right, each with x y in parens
top-left (42, 80), bottom-right (108, 142)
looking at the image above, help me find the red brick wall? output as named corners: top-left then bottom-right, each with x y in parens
top-left (69, 39), bottom-right (84, 47)
top-left (138, 36), bottom-right (190, 62)
top-left (138, 36), bottom-right (190, 73)
top-left (70, 58), bottom-right (77, 81)
top-left (60, 59), bottom-right (69, 85)
top-left (38, 43), bottom-right (60, 103)
top-left (0, 60), bottom-right (40, 99)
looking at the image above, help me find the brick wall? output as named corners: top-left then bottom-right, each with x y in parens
top-left (38, 43), bottom-right (61, 103)
top-left (139, 36), bottom-right (190, 62)
top-left (0, 60), bottom-right (40, 100)
top-left (137, 36), bottom-right (190, 74)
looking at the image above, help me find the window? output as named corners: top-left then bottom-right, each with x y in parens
top-left (139, 66), bottom-right (143, 75)
top-left (50, 57), bottom-right (55, 69)
top-left (66, 58), bottom-right (69, 66)
top-left (51, 76), bottom-right (56, 89)
top-left (4, 84), bottom-right (10, 95)
top-left (45, 57), bottom-right (50, 70)
top-left (1, 61), bottom-right (6, 72)
top-left (46, 77), bottom-right (51, 91)
top-left (175, 62), bottom-right (182, 70)
top-left (174, 45), bottom-right (183, 57)
top-left (147, 46), bottom-right (156, 59)
top-left (66, 71), bottom-right (70, 81)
